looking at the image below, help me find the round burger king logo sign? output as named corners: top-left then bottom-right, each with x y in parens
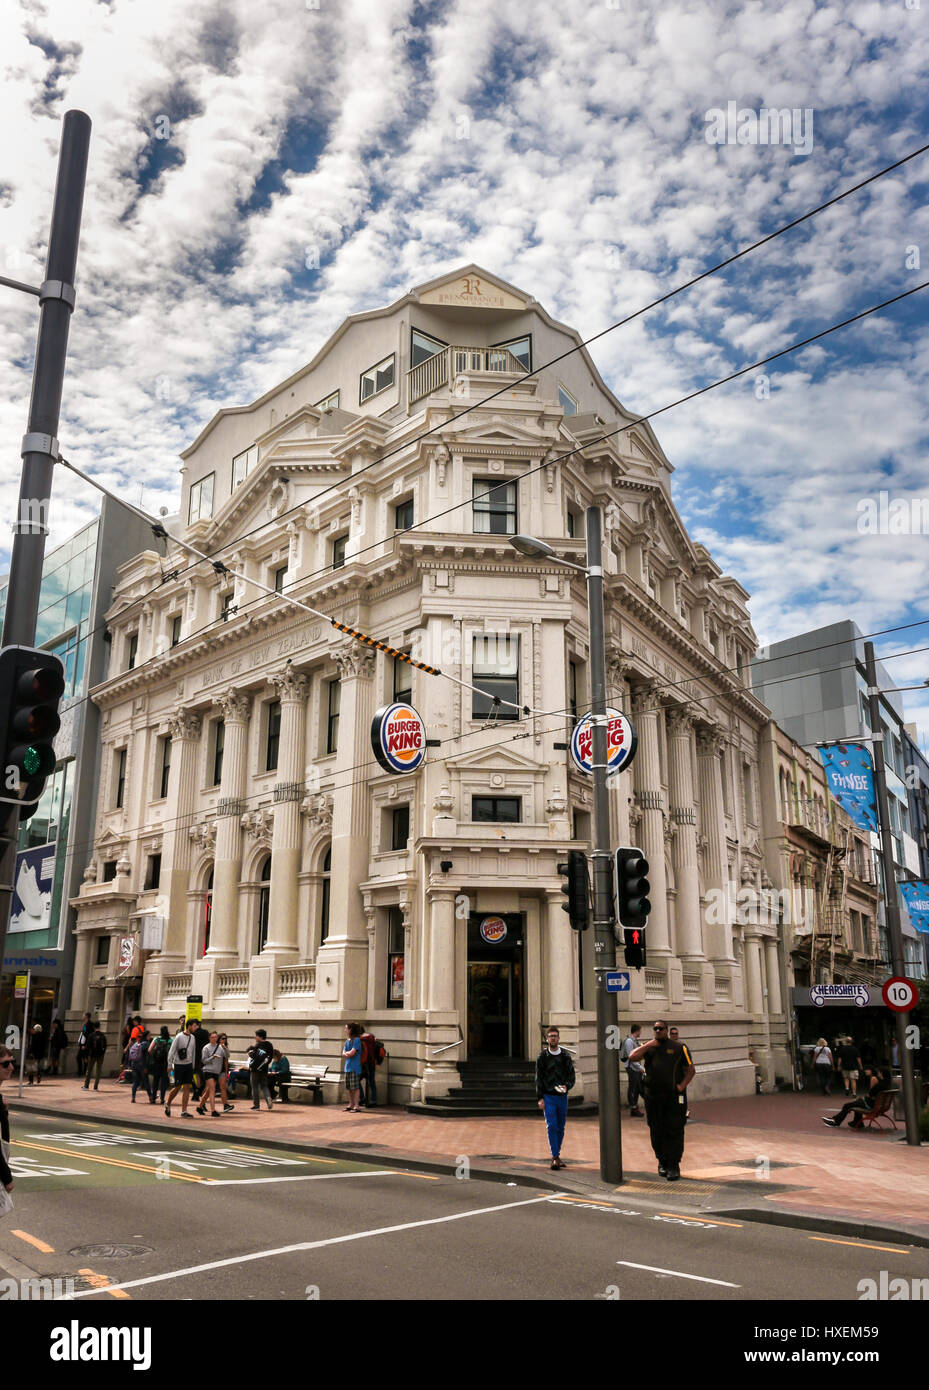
top-left (371, 702), bottom-right (427, 775)
top-left (480, 916), bottom-right (507, 944)
top-left (570, 707), bottom-right (637, 776)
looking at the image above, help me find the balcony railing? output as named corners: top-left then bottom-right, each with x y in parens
top-left (407, 345), bottom-right (528, 404)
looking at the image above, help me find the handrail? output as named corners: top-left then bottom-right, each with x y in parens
top-left (431, 1025), bottom-right (464, 1057)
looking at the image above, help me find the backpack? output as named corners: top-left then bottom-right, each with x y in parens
top-left (90, 1031), bottom-right (107, 1058)
top-left (128, 1039), bottom-right (144, 1063)
top-left (150, 1037), bottom-right (168, 1065)
top-left (373, 1039), bottom-right (386, 1066)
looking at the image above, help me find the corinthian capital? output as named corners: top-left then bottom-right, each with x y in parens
top-left (168, 709), bottom-right (202, 741)
top-left (696, 727), bottom-right (725, 758)
top-left (271, 662), bottom-right (310, 702)
top-left (332, 641), bottom-right (376, 680)
top-left (666, 704), bottom-right (697, 738)
top-left (214, 688), bottom-right (252, 723)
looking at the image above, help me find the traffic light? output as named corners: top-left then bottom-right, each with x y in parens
top-left (557, 849), bottom-right (590, 931)
top-left (615, 846), bottom-right (650, 968)
top-left (0, 645), bottom-right (65, 813)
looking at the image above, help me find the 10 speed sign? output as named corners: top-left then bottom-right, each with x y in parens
top-left (881, 976), bottom-right (917, 1012)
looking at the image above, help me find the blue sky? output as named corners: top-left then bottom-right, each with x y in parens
top-left (1, 0), bottom-right (928, 741)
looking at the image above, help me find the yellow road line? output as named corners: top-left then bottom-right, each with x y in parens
top-left (79, 1268), bottom-right (132, 1300)
top-left (553, 1195), bottom-right (616, 1208)
top-left (808, 1235), bottom-right (909, 1255)
top-left (397, 1170), bottom-right (441, 1181)
top-left (657, 1211), bottom-right (743, 1228)
top-left (11, 1229), bottom-right (54, 1253)
top-left (12, 1139), bottom-right (206, 1183)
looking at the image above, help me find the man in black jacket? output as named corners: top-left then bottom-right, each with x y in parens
top-left (535, 1026), bottom-right (575, 1170)
top-left (628, 1020), bottom-right (696, 1181)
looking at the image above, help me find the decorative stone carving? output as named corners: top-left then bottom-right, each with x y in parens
top-left (432, 443), bottom-right (450, 488)
top-left (696, 727), bottom-right (725, 758)
top-left (663, 816), bottom-right (678, 845)
top-left (604, 501), bottom-right (622, 536)
top-left (271, 662), bottom-right (309, 702)
top-left (169, 709), bottom-right (202, 741)
top-left (116, 855), bottom-right (131, 876)
top-left (214, 688), bottom-right (251, 723)
top-left (189, 820), bottom-right (217, 851)
top-left (628, 804), bottom-right (643, 831)
top-left (666, 705), bottom-right (696, 737)
top-left (433, 784), bottom-right (455, 815)
top-left (241, 807), bottom-right (274, 843)
top-left (302, 793), bottom-right (333, 830)
top-left (83, 862), bottom-right (98, 884)
top-left (332, 642), bottom-right (375, 680)
top-left (267, 477), bottom-right (290, 519)
top-left (347, 485), bottom-right (362, 527)
top-left (545, 790), bottom-right (568, 817)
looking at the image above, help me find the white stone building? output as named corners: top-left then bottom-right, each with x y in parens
top-left (70, 267), bottom-right (780, 1102)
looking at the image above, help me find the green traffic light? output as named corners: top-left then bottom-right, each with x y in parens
top-left (24, 745), bottom-right (42, 777)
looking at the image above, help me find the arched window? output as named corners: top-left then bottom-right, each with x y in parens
top-left (257, 856), bottom-right (271, 953)
top-left (320, 846), bottom-right (331, 943)
top-left (202, 868), bottom-right (213, 957)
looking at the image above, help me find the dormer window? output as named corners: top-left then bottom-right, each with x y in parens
top-left (558, 383), bottom-right (578, 415)
top-left (315, 390), bottom-right (340, 413)
top-left (411, 329), bottom-right (446, 368)
top-left (232, 444), bottom-right (259, 490)
top-left (493, 335), bottom-right (531, 371)
top-left (360, 354), bottom-right (395, 403)
top-left (188, 474), bottom-right (214, 524)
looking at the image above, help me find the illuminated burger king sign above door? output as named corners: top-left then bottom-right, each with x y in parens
top-left (371, 703), bottom-right (427, 775)
top-left (570, 707), bottom-right (637, 776)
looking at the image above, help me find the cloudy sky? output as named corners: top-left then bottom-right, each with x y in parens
top-left (1, 0), bottom-right (928, 741)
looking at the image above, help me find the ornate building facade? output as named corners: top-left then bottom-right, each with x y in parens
top-left (69, 267), bottom-right (781, 1101)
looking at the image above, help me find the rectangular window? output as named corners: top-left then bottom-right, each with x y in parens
top-left (171, 614), bottom-right (182, 647)
top-left (274, 565), bottom-right (288, 593)
top-left (127, 633), bottom-right (138, 671)
top-left (220, 590), bottom-right (235, 620)
top-left (327, 680), bottom-right (340, 754)
top-left (386, 905), bottom-right (405, 1009)
top-left (472, 796), bottom-right (521, 823)
top-left (394, 497), bottom-right (414, 531)
top-left (232, 444), bottom-right (259, 490)
top-left (566, 508), bottom-right (578, 538)
top-left (473, 478), bottom-right (517, 535)
top-left (95, 933), bottom-right (111, 963)
top-left (159, 736), bottom-right (172, 800)
top-left (331, 534), bottom-right (347, 569)
top-left (492, 335), bottom-right (532, 371)
top-left (393, 655), bottom-right (412, 704)
top-left (188, 473), bottom-right (214, 524)
top-left (411, 329), bottom-right (446, 368)
top-left (472, 633), bottom-right (520, 720)
top-left (573, 808), bottom-right (591, 841)
top-left (102, 861), bottom-right (117, 884)
top-left (568, 660), bottom-right (579, 721)
top-left (144, 854), bottom-right (161, 891)
top-left (360, 354), bottom-right (395, 403)
top-left (315, 390), bottom-right (340, 413)
top-left (212, 720), bottom-right (225, 786)
top-left (115, 749), bottom-right (126, 809)
top-left (558, 384), bottom-right (578, 415)
top-left (265, 702), bottom-right (280, 773)
top-left (391, 805), bottom-right (410, 851)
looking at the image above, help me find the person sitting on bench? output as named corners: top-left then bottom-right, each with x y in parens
top-left (269, 1050), bottom-right (291, 1103)
top-left (822, 1063), bottom-right (892, 1129)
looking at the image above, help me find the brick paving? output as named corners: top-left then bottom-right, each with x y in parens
top-left (8, 1076), bottom-right (928, 1237)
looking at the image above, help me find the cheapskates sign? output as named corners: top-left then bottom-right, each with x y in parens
top-left (816, 743), bottom-right (879, 833)
top-left (371, 703), bottom-right (427, 775)
top-left (570, 708), bottom-right (637, 776)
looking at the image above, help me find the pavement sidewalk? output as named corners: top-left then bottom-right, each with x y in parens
top-left (8, 1078), bottom-right (928, 1245)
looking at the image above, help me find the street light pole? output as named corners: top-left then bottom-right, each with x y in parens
top-left (585, 506), bottom-right (623, 1184)
top-left (864, 642), bottom-right (921, 1146)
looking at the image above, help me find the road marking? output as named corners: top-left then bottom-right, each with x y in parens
top-left (617, 1260), bottom-right (741, 1288)
top-left (808, 1236), bottom-right (910, 1255)
top-left (11, 1230), bottom-right (54, 1253)
top-left (72, 1192), bottom-right (558, 1297)
top-left (204, 1170), bottom-right (396, 1187)
top-left (79, 1267), bottom-right (132, 1300)
top-left (396, 1171), bottom-right (441, 1181)
top-left (657, 1211), bottom-right (743, 1228)
top-left (13, 1140), bottom-right (206, 1183)
top-left (553, 1196), bottom-right (616, 1209)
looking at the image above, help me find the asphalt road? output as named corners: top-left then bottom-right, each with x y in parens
top-left (0, 1117), bottom-right (924, 1305)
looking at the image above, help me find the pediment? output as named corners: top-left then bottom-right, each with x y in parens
top-left (96, 827), bottom-right (129, 850)
top-left (442, 414), bottom-right (552, 452)
top-left (443, 743), bottom-right (544, 776)
top-left (416, 267), bottom-right (529, 312)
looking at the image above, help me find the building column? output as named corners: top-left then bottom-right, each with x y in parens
top-left (667, 705), bottom-right (703, 960)
top-left (764, 936), bottom-right (783, 1016)
top-left (146, 711), bottom-right (201, 1007)
top-left (208, 689), bottom-right (251, 958)
top-left (631, 688), bottom-right (670, 955)
top-left (316, 643), bottom-right (376, 1010)
top-left (744, 933), bottom-right (765, 1016)
top-left (263, 664), bottom-right (309, 958)
top-left (421, 888), bottom-right (462, 1100)
top-left (697, 727), bottom-right (734, 962)
top-left (68, 930), bottom-right (94, 1015)
top-left (544, 888), bottom-right (577, 1015)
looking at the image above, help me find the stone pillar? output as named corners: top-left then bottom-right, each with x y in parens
top-left (631, 688), bottom-right (670, 955)
top-left (697, 727), bottom-right (733, 962)
top-left (316, 643), bottom-right (376, 1009)
top-left (160, 711), bottom-right (202, 961)
top-left (744, 933), bottom-right (764, 1015)
top-left (544, 888), bottom-right (577, 1015)
top-left (667, 705), bottom-right (703, 960)
top-left (69, 930), bottom-right (93, 1014)
top-left (764, 937), bottom-right (783, 1016)
top-left (208, 689), bottom-right (251, 958)
top-left (427, 889), bottom-right (456, 1012)
top-left (263, 664), bottom-right (309, 957)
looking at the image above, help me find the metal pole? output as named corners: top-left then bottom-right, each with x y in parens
top-left (864, 642), bottom-right (921, 1145)
top-left (17, 970), bottom-right (31, 1099)
top-left (586, 506), bottom-right (623, 1183)
top-left (0, 110), bottom-right (90, 975)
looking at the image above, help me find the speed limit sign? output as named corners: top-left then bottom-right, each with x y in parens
top-left (882, 976), bottom-right (917, 1012)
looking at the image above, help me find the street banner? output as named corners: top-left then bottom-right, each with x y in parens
top-left (816, 743), bottom-right (879, 833)
top-left (116, 936), bottom-right (137, 976)
top-left (900, 880), bottom-right (929, 934)
top-left (9, 844), bottom-right (56, 934)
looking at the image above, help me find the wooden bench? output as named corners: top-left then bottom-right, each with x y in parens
top-left (228, 1062), bottom-right (334, 1104)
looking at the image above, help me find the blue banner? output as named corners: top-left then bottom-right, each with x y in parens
top-left (817, 743), bottom-right (879, 833)
top-left (900, 881), bottom-right (929, 935)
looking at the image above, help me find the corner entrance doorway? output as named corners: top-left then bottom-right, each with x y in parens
top-left (466, 913), bottom-right (524, 1058)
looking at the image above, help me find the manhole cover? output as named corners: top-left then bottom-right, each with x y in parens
top-left (68, 1243), bottom-right (153, 1259)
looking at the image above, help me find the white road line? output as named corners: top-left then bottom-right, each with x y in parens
top-left (616, 1260), bottom-right (741, 1288)
top-left (203, 1170), bottom-right (396, 1187)
top-left (71, 1193), bottom-right (557, 1297)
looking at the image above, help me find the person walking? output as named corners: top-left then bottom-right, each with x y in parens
top-left (621, 1023), bottom-right (645, 1117)
top-left (250, 1029), bottom-right (274, 1112)
top-left (342, 1023), bottom-right (364, 1112)
top-left (76, 1012), bottom-right (92, 1076)
top-left (822, 1063), bottom-right (892, 1129)
top-left (128, 1029), bottom-right (152, 1103)
top-left (25, 1024), bottom-right (47, 1085)
top-left (811, 1038), bottom-right (835, 1095)
top-left (535, 1025), bottom-right (575, 1170)
top-left (269, 1050), bottom-right (291, 1104)
top-left (837, 1036), bottom-right (863, 1098)
top-left (669, 1026), bottom-right (692, 1119)
top-left (82, 1021), bottom-right (107, 1090)
top-left (628, 1019), bottom-right (695, 1182)
top-left (49, 1019), bottom-right (68, 1076)
top-left (164, 1019), bottom-right (198, 1118)
top-left (147, 1026), bottom-right (171, 1105)
top-left (189, 1017), bottom-right (210, 1102)
top-left (197, 1032), bottom-right (228, 1117)
top-left (0, 1045), bottom-right (16, 1211)
top-left (216, 1033), bottom-right (234, 1113)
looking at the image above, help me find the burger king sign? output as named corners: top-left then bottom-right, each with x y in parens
top-left (371, 702), bottom-right (427, 775)
top-left (570, 707), bottom-right (637, 777)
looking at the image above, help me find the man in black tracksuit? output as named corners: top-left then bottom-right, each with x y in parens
top-left (628, 1019), bottom-right (695, 1182)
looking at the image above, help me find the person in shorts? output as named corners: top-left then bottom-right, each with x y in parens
top-left (837, 1037), bottom-right (862, 1097)
top-left (164, 1019), bottom-right (198, 1118)
top-left (342, 1022), bottom-right (363, 1112)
